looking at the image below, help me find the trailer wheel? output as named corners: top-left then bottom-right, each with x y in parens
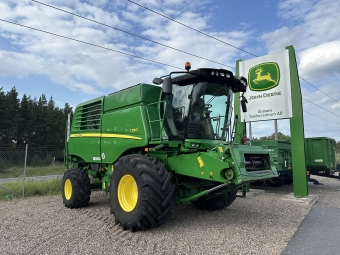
top-left (110, 155), bottom-right (175, 231)
top-left (250, 181), bottom-right (264, 186)
top-left (266, 177), bottom-right (285, 187)
top-left (284, 179), bottom-right (293, 185)
top-left (62, 168), bottom-right (91, 208)
top-left (191, 187), bottom-right (238, 211)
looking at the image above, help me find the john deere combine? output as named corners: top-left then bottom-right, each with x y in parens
top-left (63, 63), bottom-right (278, 231)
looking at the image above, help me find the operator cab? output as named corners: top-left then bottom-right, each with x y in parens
top-left (153, 62), bottom-right (248, 141)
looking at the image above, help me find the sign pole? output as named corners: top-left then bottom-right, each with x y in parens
top-left (286, 45), bottom-right (308, 197)
top-left (248, 122), bottom-right (252, 140)
top-left (274, 120), bottom-right (278, 140)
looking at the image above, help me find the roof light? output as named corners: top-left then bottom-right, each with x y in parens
top-left (185, 62), bottom-right (191, 71)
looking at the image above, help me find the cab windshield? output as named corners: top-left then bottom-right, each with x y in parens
top-left (169, 82), bottom-right (233, 140)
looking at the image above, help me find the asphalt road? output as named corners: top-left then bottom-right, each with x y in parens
top-left (281, 207), bottom-right (340, 255)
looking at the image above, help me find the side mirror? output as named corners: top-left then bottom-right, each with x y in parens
top-left (153, 78), bottom-right (163, 85)
top-left (241, 98), bottom-right (247, 112)
top-left (162, 77), bottom-right (172, 94)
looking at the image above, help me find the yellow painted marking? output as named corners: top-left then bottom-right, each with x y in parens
top-left (219, 146), bottom-right (223, 153)
top-left (197, 156), bottom-right (204, 168)
top-left (210, 172), bottom-right (213, 176)
top-left (70, 133), bottom-right (142, 140)
top-left (130, 127), bottom-right (139, 132)
top-left (201, 171), bottom-right (204, 175)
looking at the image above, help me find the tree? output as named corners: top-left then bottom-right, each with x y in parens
top-left (16, 94), bottom-right (31, 146)
top-left (255, 132), bottom-right (291, 141)
top-left (0, 87), bottom-right (72, 149)
top-left (1, 87), bottom-right (20, 146)
top-left (0, 87), bottom-right (6, 145)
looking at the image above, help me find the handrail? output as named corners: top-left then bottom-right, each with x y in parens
top-left (145, 100), bottom-right (166, 142)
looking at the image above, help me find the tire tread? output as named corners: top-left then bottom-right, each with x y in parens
top-left (110, 154), bottom-right (175, 231)
top-left (62, 168), bottom-right (91, 208)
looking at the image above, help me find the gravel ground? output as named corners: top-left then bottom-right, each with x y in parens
top-left (0, 175), bottom-right (339, 255)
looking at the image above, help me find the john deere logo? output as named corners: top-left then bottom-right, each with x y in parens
top-left (248, 62), bottom-right (280, 91)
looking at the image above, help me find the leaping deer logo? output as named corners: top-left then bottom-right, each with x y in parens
top-left (253, 67), bottom-right (277, 85)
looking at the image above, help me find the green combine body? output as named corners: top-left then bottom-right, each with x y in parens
top-left (63, 64), bottom-right (278, 231)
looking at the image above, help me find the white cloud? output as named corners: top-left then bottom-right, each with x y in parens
top-left (2, 0), bottom-right (339, 141)
top-left (259, 0), bottom-right (340, 142)
top-left (298, 40), bottom-right (340, 81)
top-left (262, 0), bottom-right (340, 53)
top-left (0, 0), bottom-right (252, 97)
top-left (278, 0), bottom-right (317, 20)
top-left (261, 26), bottom-right (304, 53)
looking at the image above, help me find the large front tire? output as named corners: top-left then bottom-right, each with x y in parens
top-left (191, 187), bottom-right (238, 211)
top-left (110, 155), bottom-right (176, 231)
top-left (62, 168), bottom-right (91, 208)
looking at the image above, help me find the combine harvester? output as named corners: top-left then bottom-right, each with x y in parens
top-left (63, 62), bottom-right (278, 231)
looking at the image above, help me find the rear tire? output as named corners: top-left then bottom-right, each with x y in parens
top-left (62, 168), bottom-right (91, 208)
top-left (266, 177), bottom-right (285, 187)
top-left (110, 155), bottom-right (176, 231)
top-left (250, 181), bottom-right (264, 186)
top-left (191, 187), bottom-right (238, 211)
top-left (284, 179), bottom-right (293, 185)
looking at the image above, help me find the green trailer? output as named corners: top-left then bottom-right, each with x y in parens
top-left (62, 63), bottom-right (278, 231)
top-left (305, 137), bottom-right (337, 178)
top-left (250, 137), bottom-right (339, 188)
top-left (251, 140), bottom-right (293, 187)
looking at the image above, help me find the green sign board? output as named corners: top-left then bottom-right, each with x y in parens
top-left (248, 62), bottom-right (280, 91)
top-left (238, 50), bottom-right (292, 122)
top-left (235, 46), bottom-right (308, 198)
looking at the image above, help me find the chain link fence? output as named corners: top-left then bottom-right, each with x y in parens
top-left (0, 145), bottom-right (64, 200)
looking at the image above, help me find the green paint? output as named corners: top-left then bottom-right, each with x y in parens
top-left (234, 59), bottom-right (246, 144)
top-left (248, 62), bottom-right (280, 91)
top-left (65, 67), bottom-right (278, 205)
top-left (286, 45), bottom-right (308, 197)
top-left (305, 137), bottom-right (336, 173)
top-left (252, 140), bottom-right (292, 171)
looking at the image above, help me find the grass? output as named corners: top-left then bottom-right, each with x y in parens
top-left (0, 164), bottom-right (65, 179)
top-left (0, 179), bottom-right (62, 201)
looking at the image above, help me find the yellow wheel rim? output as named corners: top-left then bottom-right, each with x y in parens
top-left (118, 174), bottom-right (138, 212)
top-left (64, 179), bottom-right (72, 200)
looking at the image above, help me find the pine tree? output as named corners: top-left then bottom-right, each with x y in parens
top-left (2, 87), bottom-right (20, 146)
top-left (0, 87), bottom-right (6, 146)
top-left (17, 94), bottom-right (31, 147)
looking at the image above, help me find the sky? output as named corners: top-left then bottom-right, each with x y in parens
top-left (0, 0), bottom-right (340, 141)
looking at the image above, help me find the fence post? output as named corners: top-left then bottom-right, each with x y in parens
top-left (22, 144), bottom-right (28, 198)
